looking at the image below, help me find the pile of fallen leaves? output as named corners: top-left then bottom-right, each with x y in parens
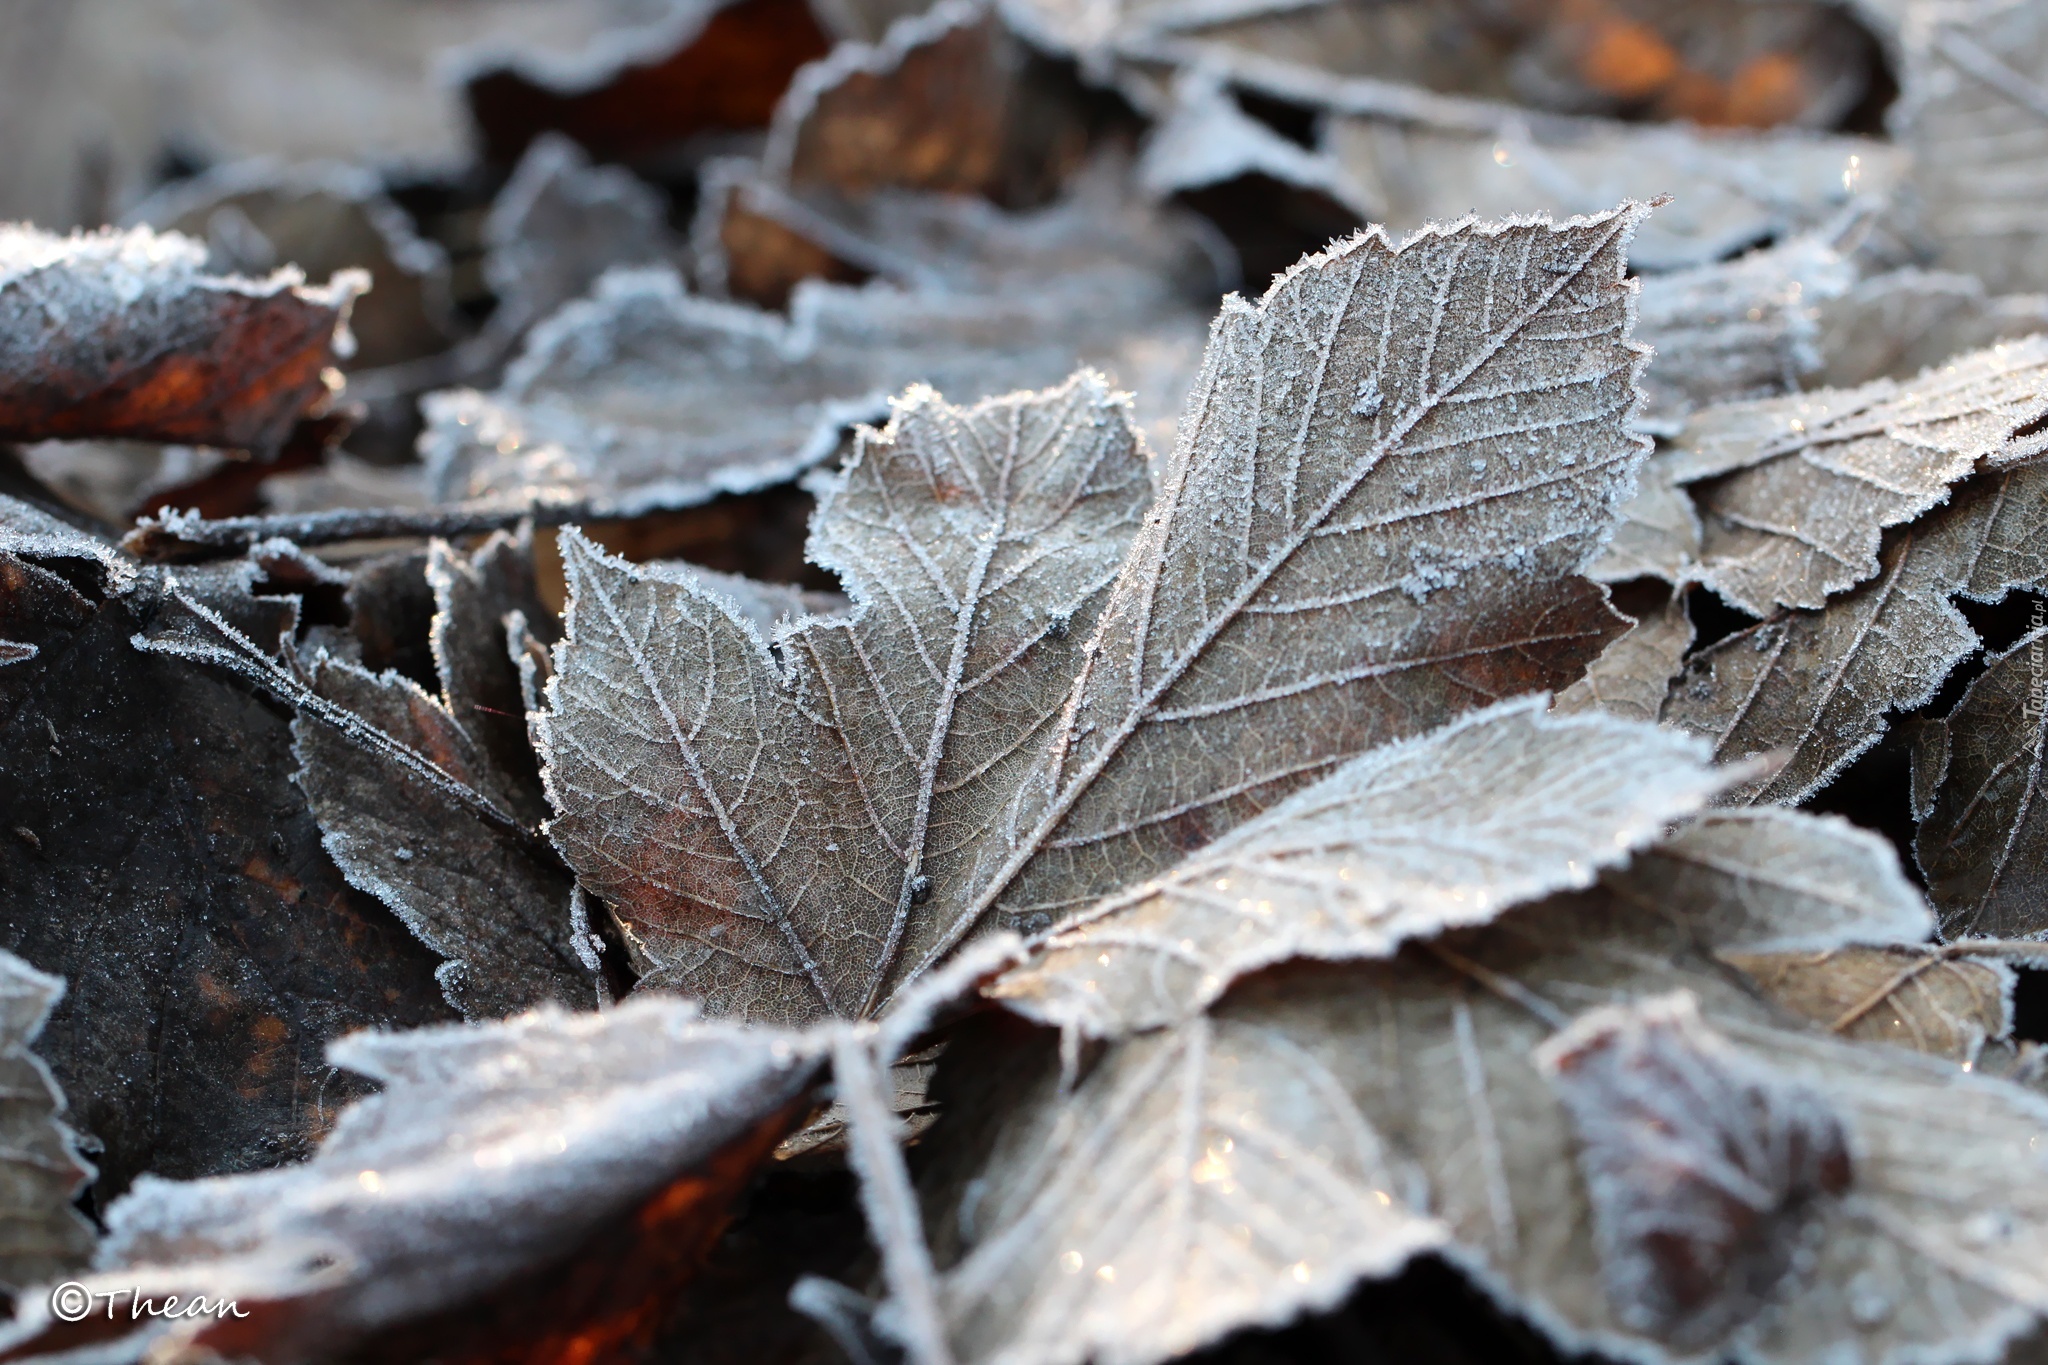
top-left (6, 0), bottom-right (2048, 1362)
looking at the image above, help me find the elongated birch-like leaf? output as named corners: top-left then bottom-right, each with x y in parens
top-left (1670, 338), bottom-right (2048, 615)
top-left (544, 207), bottom-right (1648, 1024)
top-left (1662, 461), bottom-right (2048, 805)
top-left (988, 698), bottom-right (1726, 1037)
top-left (933, 807), bottom-right (2024, 1365)
top-left (1913, 627), bottom-right (2048, 938)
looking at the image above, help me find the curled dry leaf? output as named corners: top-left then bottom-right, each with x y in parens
top-left (0, 226), bottom-right (361, 456)
top-left (422, 175), bottom-right (1214, 516)
top-left (1721, 945), bottom-right (2012, 1061)
top-left (1894, 0), bottom-right (2048, 295)
top-left (988, 698), bottom-right (1728, 1037)
top-left (0, 513), bottom-right (453, 1197)
top-left (1552, 590), bottom-right (1694, 723)
top-left (0, 998), bottom-right (824, 1363)
top-left (1669, 337), bottom-right (2048, 615)
top-left (1662, 461), bottom-right (2048, 805)
top-left (542, 205), bottom-right (1647, 1025)
top-left (0, 951), bottom-right (96, 1298)
top-left (931, 806), bottom-right (2018, 1365)
top-left (129, 159), bottom-right (459, 371)
top-left (1911, 626), bottom-right (2048, 939)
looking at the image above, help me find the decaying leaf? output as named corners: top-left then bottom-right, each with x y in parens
top-left (1912, 626), bottom-right (2048, 938)
top-left (543, 205), bottom-right (1647, 1026)
top-left (1669, 337), bottom-right (2048, 615)
top-left (1553, 590), bottom-right (1694, 723)
top-left (988, 698), bottom-right (1727, 1037)
top-left (1532, 991), bottom-right (1853, 1352)
top-left (0, 950), bottom-right (96, 1298)
top-left (928, 805), bottom-right (2034, 1365)
top-left (1722, 945), bottom-right (2012, 1061)
top-left (0, 997), bottom-right (825, 1363)
top-left (422, 173), bottom-right (1214, 516)
top-left (0, 512), bottom-right (453, 1197)
top-left (130, 159), bottom-right (458, 371)
top-left (1662, 461), bottom-right (2048, 805)
top-left (0, 226), bottom-right (361, 456)
top-left (1894, 0), bottom-right (2048, 295)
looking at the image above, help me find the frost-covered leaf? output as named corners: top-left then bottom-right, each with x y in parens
top-left (482, 132), bottom-right (675, 343)
top-left (0, 997), bottom-right (824, 1362)
top-left (1588, 454), bottom-right (1702, 584)
top-left (544, 207), bottom-right (1646, 1025)
top-left (1662, 461), bottom-right (2048, 804)
top-left (0, 950), bottom-right (96, 1296)
top-left (1814, 268), bottom-right (2048, 388)
top-left (542, 372), bottom-right (1152, 1024)
top-left (1912, 626), bottom-right (2048, 938)
top-left (130, 159), bottom-right (458, 371)
top-left (1670, 337), bottom-right (2048, 615)
top-left (0, 226), bottom-right (361, 456)
top-left (1632, 230), bottom-right (1856, 431)
top-left (1721, 945), bottom-right (2012, 1061)
top-left (931, 806), bottom-right (2015, 1365)
top-left (1553, 590), bottom-right (1694, 723)
top-left (1, 536), bottom-right (452, 1197)
top-left (425, 526), bottom-right (560, 802)
top-left (423, 176), bottom-right (1213, 517)
top-left (1894, 0), bottom-right (2048, 295)
top-left (988, 698), bottom-right (1726, 1037)
top-left (1322, 116), bottom-right (1900, 274)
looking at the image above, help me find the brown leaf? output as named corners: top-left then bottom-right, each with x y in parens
top-left (1912, 626), bottom-right (2048, 937)
top-left (1670, 338), bottom-right (2048, 615)
top-left (0, 998), bottom-right (824, 1364)
top-left (1721, 945), bottom-right (2012, 1061)
top-left (542, 207), bottom-right (1647, 1026)
top-left (0, 507), bottom-right (454, 1197)
top-left (0, 951), bottom-right (95, 1298)
top-left (1814, 268), bottom-right (2048, 389)
top-left (1587, 453), bottom-right (1702, 584)
top-left (1662, 461), bottom-right (2048, 804)
top-left (0, 226), bottom-right (361, 456)
top-left (1553, 588), bottom-right (1694, 723)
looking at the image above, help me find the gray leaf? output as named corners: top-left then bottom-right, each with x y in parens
top-left (1553, 590), bottom-right (1694, 723)
top-left (1662, 461), bottom-right (2048, 804)
top-left (988, 697), bottom-right (1727, 1037)
top-left (0, 950), bottom-right (95, 1296)
top-left (1895, 0), bottom-right (2048, 294)
top-left (1587, 452), bottom-right (1702, 584)
top-left (1671, 337), bottom-right (2048, 615)
top-left (1914, 625), bottom-right (2048, 937)
top-left (1814, 267), bottom-right (2048, 389)
top-left (425, 525), bottom-right (557, 812)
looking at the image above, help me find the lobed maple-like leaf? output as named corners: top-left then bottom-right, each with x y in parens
top-left (0, 226), bottom-right (361, 457)
top-left (1911, 626), bottom-right (2048, 938)
top-left (988, 698), bottom-right (1729, 1037)
top-left (1668, 337), bottom-right (2048, 615)
top-left (0, 951), bottom-right (96, 1297)
top-left (1663, 461), bottom-right (2048, 805)
top-left (544, 205), bottom-right (1649, 1025)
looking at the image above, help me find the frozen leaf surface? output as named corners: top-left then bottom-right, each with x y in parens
top-left (0, 997), bottom-right (823, 1362)
top-left (1814, 268), bottom-right (2048, 389)
top-left (935, 807), bottom-right (2025, 1365)
top-left (1912, 627), bottom-right (2048, 938)
top-left (544, 206), bottom-right (1648, 1024)
top-left (0, 226), bottom-right (361, 455)
top-left (0, 950), bottom-right (95, 1295)
top-left (423, 179), bottom-right (1212, 516)
top-left (1587, 454), bottom-right (1702, 584)
top-left (1662, 462), bottom-right (2048, 804)
top-left (1721, 945), bottom-right (2012, 1061)
top-left (989, 698), bottom-right (1726, 1037)
top-left (1671, 338), bottom-right (2048, 615)
top-left (1553, 592), bottom-right (1694, 724)
top-left (1895, 0), bottom-right (2048, 294)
